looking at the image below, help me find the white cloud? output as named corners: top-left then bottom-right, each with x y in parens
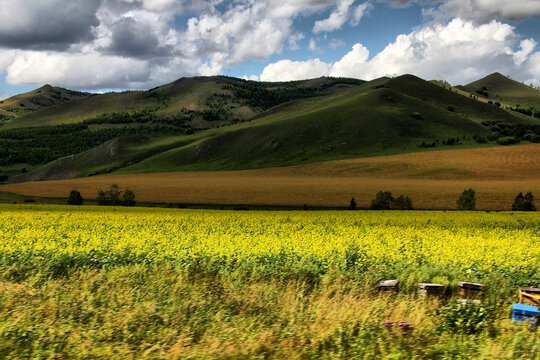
top-left (329, 18), bottom-right (526, 84)
top-left (0, 0), bottom-right (345, 90)
top-left (439, 0), bottom-right (540, 22)
top-left (6, 52), bottom-right (150, 89)
top-left (352, 2), bottom-right (372, 25)
top-left (313, 0), bottom-right (355, 33)
top-left (309, 38), bottom-right (323, 53)
top-left (381, 0), bottom-right (540, 22)
top-left (260, 59), bottom-right (332, 81)
top-left (329, 39), bottom-right (346, 49)
top-left (330, 43), bottom-right (370, 77)
top-left (261, 18), bottom-right (540, 86)
top-left (288, 33), bottom-right (305, 50)
top-left (514, 39), bottom-right (537, 66)
top-left (242, 75), bottom-right (259, 81)
top-left (523, 52), bottom-right (540, 86)
top-left (0, 91), bottom-right (10, 101)
top-left (312, 0), bottom-right (370, 33)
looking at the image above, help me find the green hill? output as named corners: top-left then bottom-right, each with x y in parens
top-left (462, 72), bottom-right (540, 109)
top-left (3, 74), bottom-right (540, 183)
top-left (0, 85), bottom-right (89, 126)
top-left (4, 76), bottom-right (362, 129)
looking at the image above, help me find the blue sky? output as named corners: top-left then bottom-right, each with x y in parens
top-left (1, 0), bottom-right (540, 99)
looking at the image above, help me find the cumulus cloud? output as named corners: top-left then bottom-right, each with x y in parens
top-left (313, 0), bottom-right (370, 33)
top-left (260, 59), bottom-right (332, 81)
top-left (288, 33), bottom-right (305, 50)
top-left (439, 0), bottom-right (540, 22)
top-left (381, 0), bottom-right (540, 22)
top-left (6, 52), bottom-right (150, 90)
top-left (242, 75), bottom-right (259, 81)
top-left (0, 0), bottom-right (100, 49)
top-left (313, 0), bottom-right (355, 33)
top-left (261, 18), bottom-right (540, 86)
top-left (330, 18), bottom-right (524, 83)
top-left (0, 0), bottom-right (349, 90)
top-left (514, 39), bottom-right (537, 66)
top-left (1, 0), bottom-right (540, 92)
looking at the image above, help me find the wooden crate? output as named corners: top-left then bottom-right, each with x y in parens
top-left (377, 280), bottom-right (399, 292)
top-left (458, 281), bottom-right (485, 298)
top-left (519, 287), bottom-right (540, 305)
top-left (418, 283), bottom-right (444, 297)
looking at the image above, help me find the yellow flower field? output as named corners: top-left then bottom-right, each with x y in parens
top-left (0, 205), bottom-right (538, 281)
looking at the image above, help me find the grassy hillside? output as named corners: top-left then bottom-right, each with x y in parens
top-left (0, 85), bottom-right (89, 125)
top-left (2, 74), bottom-right (539, 183)
top-left (119, 75), bottom-right (527, 173)
top-left (463, 72), bottom-right (540, 109)
top-left (4, 76), bottom-right (362, 129)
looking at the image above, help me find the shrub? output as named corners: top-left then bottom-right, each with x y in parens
top-left (437, 302), bottom-right (490, 334)
top-left (457, 188), bottom-right (476, 210)
top-left (473, 134), bottom-right (487, 144)
top-left (67, 190), bottom-right (83, 205)
top-left (496, 136), bottom-right (518, 145)
top-left (122, 189), bottom-right (136, 207)
top-left (447, 105), bottom-right (455, 112)
top-left (512, 192), bottom-right (536, 211)
top-left (370, 191), bottom-right (413, 210)
top-left (411, 112), bottom-right (423, 120)
top-left (96, 184), bottom-right (134, 206)
top-left (393, 195), bottom-right (413, 210)
top-left (523, 133), bottom-right (540, 143)
top-left (370, 191), bottom-right (394, 210)
top-left (349, 198), bottom-right (357, 210)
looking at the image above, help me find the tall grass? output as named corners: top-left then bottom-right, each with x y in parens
top-left (0, 264), bottom-right (537, 359)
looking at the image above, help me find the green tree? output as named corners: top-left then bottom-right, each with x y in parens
top-left (457, 188), bottom-right (476, 210)
top-left (349, 198), bottom-right (357, 210)
top-left (97, 190), bottom-right (107, 205)
top-left (122, 189), bottom-right (136, 207)
top-left (393, 195), bottom-right (413, 210)
top-left (67, 190), bottom-right (83, 205)
top-left (370, 191), bottom-right (394, 210)
top-left (107, 184), bottom-right (121, 205)
top-left (512, 192), bottom-right (536, 211)
top-left (96, 184), bottom-right (124, 206)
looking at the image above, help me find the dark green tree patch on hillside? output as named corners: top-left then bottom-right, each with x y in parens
top-left (0, 124), bottom-right (191, 166)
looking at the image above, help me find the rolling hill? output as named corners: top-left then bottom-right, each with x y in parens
top-left (1, 73), bottom-right (540, 186)
top-left (0, 85), bottom-right (89, 125)
top-left (461, 72), bottom-right (540, 109)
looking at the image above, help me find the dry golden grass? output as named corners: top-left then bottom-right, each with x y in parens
top-left (2, 144), bottom-right (539, 210)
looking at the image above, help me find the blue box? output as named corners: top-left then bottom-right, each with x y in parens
top-left (512, 303), bottom-right (538, 327)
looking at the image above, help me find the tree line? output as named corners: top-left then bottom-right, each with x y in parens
top-left (347, 188), bottom-right (535, 211)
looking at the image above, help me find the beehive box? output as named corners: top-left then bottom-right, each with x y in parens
top-left (512, 303), bottom-right (538, 327)
top-left (377, 280), bottom-right (399, 292)
top-left (418, 283), bottom-right (444, 297)
top-left (458, 281), bottom-right (485, 297)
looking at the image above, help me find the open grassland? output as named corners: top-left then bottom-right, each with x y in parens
top-left (0, 205), bottom-right (538, 359)
top-left (3, 144), bottom-right (540, 210)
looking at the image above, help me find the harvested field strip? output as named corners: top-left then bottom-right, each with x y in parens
top-left (1, 145), bottom-right (539, 210)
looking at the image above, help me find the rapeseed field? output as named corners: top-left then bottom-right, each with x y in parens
top-left (0, 205), bottom-right (538, 359)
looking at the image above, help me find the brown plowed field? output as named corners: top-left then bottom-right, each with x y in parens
top-left (2, 144), bottom-right (540, 210)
